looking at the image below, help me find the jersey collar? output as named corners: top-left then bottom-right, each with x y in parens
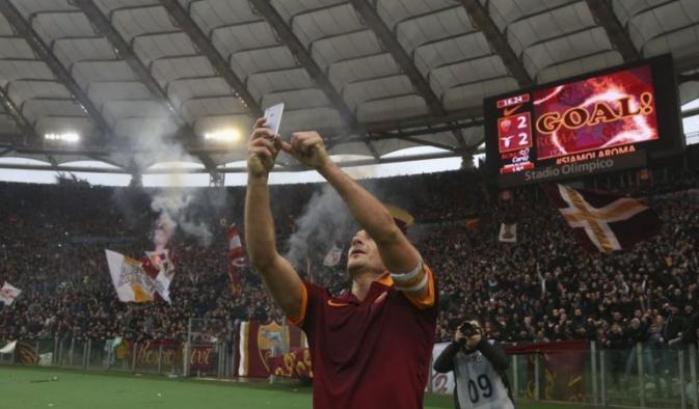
top-left (334, 273), bottom-right (393, 305)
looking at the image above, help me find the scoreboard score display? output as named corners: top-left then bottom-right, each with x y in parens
top-left (484, 55), bottom-right (684, 186)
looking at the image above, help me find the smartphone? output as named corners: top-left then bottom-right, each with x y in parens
top-left (263, 103), bottom-right (284, 136)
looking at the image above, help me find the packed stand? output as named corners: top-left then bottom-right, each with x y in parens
top-left (0, 168), bottom-right (697, 361)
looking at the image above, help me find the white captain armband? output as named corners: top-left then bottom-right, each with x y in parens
top-left (390, 260), bottom-right (427, 293)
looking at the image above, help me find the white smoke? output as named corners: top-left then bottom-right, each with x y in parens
top-left (284, 184), bottom-right (352, 268)
top-left (284, 166), bottom-right (378, 269)
top-left (153, 211), bottom-right (176, 251)
top-left (149, 189), bottom-right (213, 247)
top-left (122, 117), bottom-right (219, 247)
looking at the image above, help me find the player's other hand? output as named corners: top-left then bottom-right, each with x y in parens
top-left (279, 131), bottom-right (329, 170)
top-left (247, 118), bottom-right (281, 177)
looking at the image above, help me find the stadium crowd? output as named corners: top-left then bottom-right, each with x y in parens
top-left (0, 167), bottom-right (697, 363)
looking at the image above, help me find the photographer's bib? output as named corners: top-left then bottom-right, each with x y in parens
top-left (454, 350), bottom-right (514, 409)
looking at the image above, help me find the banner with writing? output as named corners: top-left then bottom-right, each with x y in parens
top-left (268, 347), bottom-right (313, 379)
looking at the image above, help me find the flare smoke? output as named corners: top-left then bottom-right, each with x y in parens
top-left (284, 167), bottom-right (378, 268)
top-left (119, 117), bottom-right (224, 247)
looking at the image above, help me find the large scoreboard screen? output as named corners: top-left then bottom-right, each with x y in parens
top-left (484, 55), bottom-right (683, 186)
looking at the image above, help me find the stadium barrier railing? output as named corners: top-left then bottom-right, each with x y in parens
top-left (502, 341), bottom-right (699, 409)
top-left (2, 336), bottom-right (697, 409)
top-left (0, 337), bottom-right (235, 379)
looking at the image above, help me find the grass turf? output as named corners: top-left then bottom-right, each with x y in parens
top-left (1, 366), bottom-right (595, 409)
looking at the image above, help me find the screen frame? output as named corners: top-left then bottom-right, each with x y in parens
top-left (483, 54), bottom-right (684, 181)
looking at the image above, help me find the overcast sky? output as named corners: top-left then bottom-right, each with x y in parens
top-left (1, 99), bottom-right (698, 187)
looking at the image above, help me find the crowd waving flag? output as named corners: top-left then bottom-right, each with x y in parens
top-left (106, 249), bottom-right (176, 303)
top-left (498, 223), bottom-right (517, 243)
top-left (228, 224), bottom-right (246, 291)
top-left (545, 184), bottom-right (661, 253)
top-left (0, 282), bottom-right (21, 306)
top-left (144, 249), bottom-right (175, 303)
top-left (0, 340), bottom-right (17, 354)
top-left (106, 250), bottom-right (155, 303)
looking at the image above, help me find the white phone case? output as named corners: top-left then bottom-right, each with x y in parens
top-left (264, 103), bottom-right (284, 136)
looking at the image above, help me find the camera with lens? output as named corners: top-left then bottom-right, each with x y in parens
top-left (458, 321), bottom-right (480, 337)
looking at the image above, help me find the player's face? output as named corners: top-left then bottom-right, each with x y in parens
top-left (347, 230), bottom-right (385, 275)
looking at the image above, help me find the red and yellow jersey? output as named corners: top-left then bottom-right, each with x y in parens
top-left (288, 264), bottom-right (438, 409)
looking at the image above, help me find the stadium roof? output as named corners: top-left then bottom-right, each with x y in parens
top-left (0, 0), bottom-right (698, 178)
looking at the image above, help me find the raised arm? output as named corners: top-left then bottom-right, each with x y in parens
top-left (280, 131), bottom-right (420, 274)
top-left (245, 118), bottom-right (305, 322)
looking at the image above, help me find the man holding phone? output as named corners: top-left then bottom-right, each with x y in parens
top-left (244, 117), bottom-right (437, 409)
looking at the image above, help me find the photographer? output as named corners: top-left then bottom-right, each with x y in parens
top-left (433, 318), bottom-right (514, 409)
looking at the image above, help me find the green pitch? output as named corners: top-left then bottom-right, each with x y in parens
top-left (1, 366), bottom-right (594, 409)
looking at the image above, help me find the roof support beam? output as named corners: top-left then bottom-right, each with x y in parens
top-left (351, 0), bottom-right (447, 116)
top-left (628, 0), bottom-right (675, 19)
top-left (74, 1), bottom-right (181, 122)
top-left (350, 0), bottom-right (466, 149)
top-left (248, 0), bottom-right (360, 130)
top-left (0, 0), bottom-right (112, 141)
top-left (157, 0), bottom-right (262, 117)
top-left (585, 0), bottom-right (641, 62)
top-left (47, 154), bottom-right (58, 167)
top-left (85, 153), bottom-right (126, 170)
top-left (397, 136), bottom-right (456, 151)
top-left (0, 150), bottom-right (466, 173)
top-left (459, 0), bottom-right (533, 87)
top-left (7, 90), bottom-right (699, 169)
top-left (76, 0), bottom-right (221, 171)
top-left (197, 153), bottom-right (219, 172)
top-left (680, 72), bottom-right (699, 83)
top-left (365, 140), bottom-right (380, 159)
top-left (0, 83), bottom-right (37, 142)
top-left (368, 107), bottom-right (483, 132)
top-left (537, 49), bottom-right (612, 74)
top-left (362, 117), bottom-right (483, 143)
top-left (249, 0), bottom-right (382, 158)
top-left (395, 5), bottom-right (461, 27)
top-left (511, 1), bottom-right (579, 24)
top-left (676, 53), bottom-right (699, 74)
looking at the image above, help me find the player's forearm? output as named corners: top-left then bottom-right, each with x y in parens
top-left (245, 174), bottom-right (304, 316)
top-left (258, 256), bottom-right (304, 315)
top-left (318, 161), bottom-right (399, 244)
top-left (245, 173), bottom-right (279, 269)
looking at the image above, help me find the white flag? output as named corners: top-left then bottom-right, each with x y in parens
top-left (228, 224), bottom-right (245, 267)
top-left (0, 340), bottom-right (16, 354)
top-left (145, 250), bottom-right (175, 303)
top-left (105, 250), bottom-right (154, 303)
top-left (323, 245), bottom-right (343, 267)
top-left (0, 282), bottom-right (21, 306)
top-left (499, 223), bottom-right (517, 243)
top-left (154, 271), bottom-right (173, 303)
top-left (227, 224), bottom-right (246, 290)
top-left (38, 352), bottom-right (53, 367)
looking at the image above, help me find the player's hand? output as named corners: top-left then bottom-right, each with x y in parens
top-left (465, 331), bottom-right (482, 350)
top-left (247, 118), bottom-right (281, 177)
top-left (279, 131), bottom-right (329, 170)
